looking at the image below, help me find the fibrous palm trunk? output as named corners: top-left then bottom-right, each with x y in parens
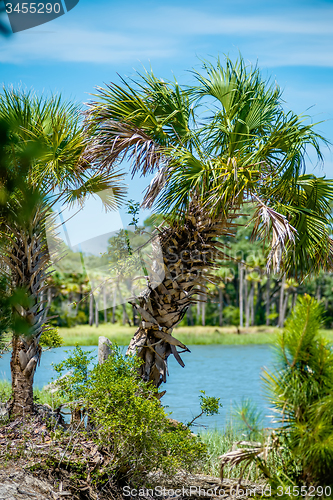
top-left (1, 206), bottom-right (51, 416)
top-left (127, 206), bottom-right (233, 387)
top-left (250, 282), bottom-right (255, 326)
top-left (89, 290), bottom-right (94, 326)
top-left (266, 276), bottom-right (270, 326)
top-left (219, 287), bottom-right (223, 327)
top-left (239, 263), bottom-right (244, 328)
top-left (278, 275), bottom-right (286, 328)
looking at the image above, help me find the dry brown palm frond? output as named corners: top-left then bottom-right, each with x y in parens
top-left (142, 165), bottom-right (169, 209)
top-left (84, 120), bottom-right (163, 176)
top-left (251, 196), bottom-right (297, 274)
top-left (219, 441), bottom-right (271, 483)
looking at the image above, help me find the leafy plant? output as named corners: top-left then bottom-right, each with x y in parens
top-left (52, 345), bottom-right (95, 403)
top-left (52, 345), bottom-right (207, 482)
top-left (188, 391), bottom-right (222, 427)
top-left (261, 295), bottom-right (333, 488)
top-left (39, 325), bottom-right (63, 349)
top-left (85, 346), bottom-right (207, 481)
top-left (231, 398), bottom-right (264, 441)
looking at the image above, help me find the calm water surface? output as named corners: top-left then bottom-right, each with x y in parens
top-left (0, 344), bottom-right (274, 430)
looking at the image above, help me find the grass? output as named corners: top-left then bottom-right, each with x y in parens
top-left (199, 427), bottom-right (247, 478)
top-left (0, 380), bottom-right (65, 410)
top-left (57, 324), bottom-right (282, 346)
top-left (197, 427), bottom-right (267, 481)
top-left (57, 323), bottom-right (333, 346)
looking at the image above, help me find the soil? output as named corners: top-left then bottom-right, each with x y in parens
top-left (0, 406), bottom-right (264, 500)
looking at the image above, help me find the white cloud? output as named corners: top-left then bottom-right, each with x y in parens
top-left (0, 27), bottom-right (176, 64)
top-left (1, 4), bottom-right (333, 68)
top-left (133, 6), bottom-right (333, 36)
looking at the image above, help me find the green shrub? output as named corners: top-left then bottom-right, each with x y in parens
top-left (85, 348), bottom-right (207, 481)
top-left (262, 295), bottom-right (333, 488)
top-left (39, 325), bottom-right (63, 349)
top-left (53, 345), bottom-right (207, 483)
top-left (223, 306), bottom-right (240, 326)
top-left (52, 345), bottom-right (95, 402)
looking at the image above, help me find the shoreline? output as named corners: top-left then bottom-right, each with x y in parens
top-left (56, 324), bottom-right (333, 346)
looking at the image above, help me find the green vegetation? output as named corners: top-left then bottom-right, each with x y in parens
top-left (203, 296), bottom-right (333, 492)
top-left (57, 323), bottom-right (333, 346)
top-left (46, 209), bottom-right (333, 333)
top-left (0, 380), bottom-right (65, 410)
top-left (0, 88), bottom-right (126, 416)
top-left (262, 295), bottom-right (333, 489)
top-left (51, 345), bottom-right (208, 483)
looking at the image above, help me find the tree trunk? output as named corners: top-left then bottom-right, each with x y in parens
top-left (265, 276), bottom-right (270, 326)
top-left (239, 264), bottom-right (243, 328)
top-left (122, 303), bottom-right (131, 326)
top-left (219, 287), bottom-right (223, 327)
top-left (250, 282), bottom-right (255, 326)
top-left (278, 275), bottom-right (286, 328)
top-left (103, 285), bottom-right (107, 323)
top-left (127, 207), bottom-right (234, 387)
top-left (282, 291), bottom-right (289, 323)
top-left (95, 297), bottom-right (99, 327)
top-left (10, 336), bottom-right (41, 416)
top-left (196, 286), bottom-right (201, 324)
top-left (245, 274), bottom-right (250, 329)
top-left (89, 292), bottom-right (94, 326)
top-left (112, 288), bottom-right (116, 323)
top-left (201, 291), bottom-right (206, 326)
top-left (4, 205), bottom-right (51, 417)
top-left (132, 304), bottom-right (137, 326)
top-left (187, 305), bottom-right (194, 326)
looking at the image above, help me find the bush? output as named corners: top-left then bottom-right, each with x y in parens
top-left (54, 345), bottom-right (207, 483)
top-left (262, 295), bottom-right (333, 488)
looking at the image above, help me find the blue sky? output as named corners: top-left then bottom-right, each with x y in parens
top-left (1, 0), bottom-right (333, 220)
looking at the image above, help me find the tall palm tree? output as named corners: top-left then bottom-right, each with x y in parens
top-left (85, 57), bottom-right (333, 387)
top-left (0, 89), bottom-right (125, 416)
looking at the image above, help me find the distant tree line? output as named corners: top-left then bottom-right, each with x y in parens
top-left (48, 209), bottom-right (333, 330)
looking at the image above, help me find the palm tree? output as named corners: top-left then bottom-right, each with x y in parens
top-left (0, 89), bottom-right (125, 416)
top-left (85, 57), bottom-right (333, 387)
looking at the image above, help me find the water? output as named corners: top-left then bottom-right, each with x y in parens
top-left (0, 344), bottom-right (274, 430)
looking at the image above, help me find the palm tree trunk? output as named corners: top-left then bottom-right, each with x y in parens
top-left (219, 287), bottom-right (223, 327)
top-left (201, 292), bottom-right (206, 326)
top-left (196, 286), bottom-right (201, 323)
top-left (10, 336), bottom-right (40, 416)
top-left (122, 303), bottom-right (131, 326)
top-left (127, 207), bottom-right (233, 387)
top-left (4, 207), bottom-right (51, 417)
top-left (278, 275), bottom-right (286, 328)
top-left (95, 297), bottom-right (99, 327)
top-left (239, 264), bottom-right (244, 328)
top-left (132, 304), bottom-right (137, 326)
top-left (283, 292), bottom-right (289, 323)
top-left (89, 292), bottom-right (94, 326)
top-left (187, 305), bottom-right (194, 326)
top-left (112, 287), bottom-right (116, 323)
top-left (245, 275), bottom-right (250, 329)
top-left (103, 285), bottom-right (107, 323)
top-left (250, 282), bottom-right (255, 326)
top-left (265, 276), bottom-right (270, 326)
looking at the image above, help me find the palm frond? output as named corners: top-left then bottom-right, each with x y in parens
top-left (251, 197), bottom-right (297, 274)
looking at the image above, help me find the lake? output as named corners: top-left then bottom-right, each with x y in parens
top-left (0, 344), bottom-right (274, 430)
